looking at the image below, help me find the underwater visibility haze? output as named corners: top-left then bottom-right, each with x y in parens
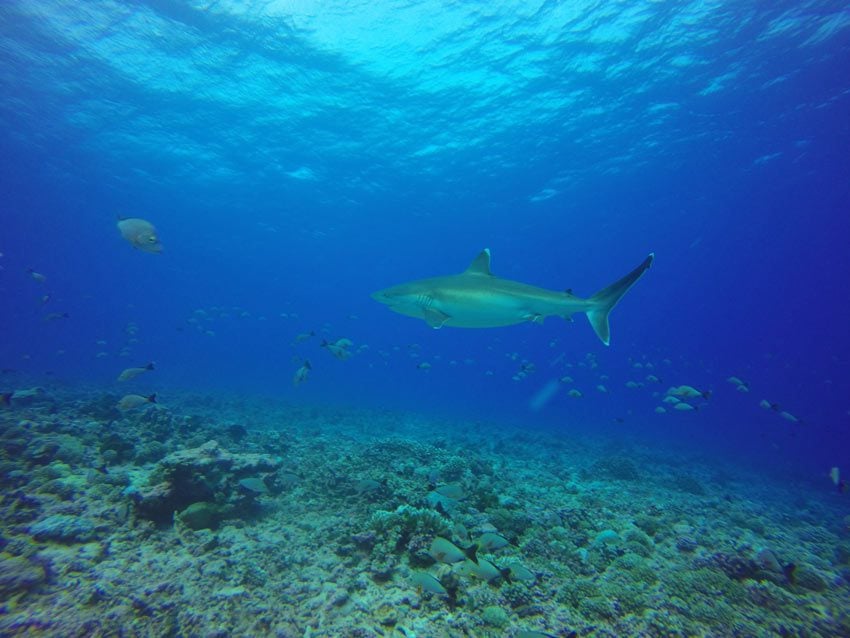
top-left (2, 1), bottom-right (850, 636)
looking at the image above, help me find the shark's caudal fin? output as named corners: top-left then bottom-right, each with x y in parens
top-left (585, 253), bottom-right (654, 346)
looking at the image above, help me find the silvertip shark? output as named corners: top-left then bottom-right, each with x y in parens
top-left (372, 250), bottom-right (654, 345)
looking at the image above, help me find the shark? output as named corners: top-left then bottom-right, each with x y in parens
top-left (371, 249), bottom-right (654, 345)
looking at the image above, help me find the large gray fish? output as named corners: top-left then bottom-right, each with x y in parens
top-left (117, 217), bottom-right (163, 253)
top-left (372, 249), bottom-right (654, 345)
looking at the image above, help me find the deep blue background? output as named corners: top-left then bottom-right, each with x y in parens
top-left (1, 1), bottom-right (849, 480)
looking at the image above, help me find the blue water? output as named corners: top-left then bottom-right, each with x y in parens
top-left (2, 1), bottom-right (849, 476)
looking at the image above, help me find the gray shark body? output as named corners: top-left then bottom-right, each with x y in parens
top-left (372, 249), bottom-right (654, 345)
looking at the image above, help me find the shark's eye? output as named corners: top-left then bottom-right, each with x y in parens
top-left (148, 236), bottom-right (157, 243)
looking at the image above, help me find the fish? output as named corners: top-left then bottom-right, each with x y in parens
top-left (673, 401), bottom-right (696, 411)
top-left (410, 571), bottom-right (448, 596)
top-left (505, 561), bottom-right (536, 583)
top-left (759, 399), bottom-right (780, 411)
top-left (117, 362), bottom-right (155, 382)
top-left (354, 478), bottom-right (384, 494)
top-left (238, 477), bottom-right (270, 494)
top-left (830, 467), bottom-right (840, 486)
top-left (567, 389), bottom-right (582, 398)
top-left (321, 338), bottom-right (353, 360)
top-left (654, 406), bottom-right (667, 414)
top-left (293, 360), bottom-right (311, 385)
top-left (372, 249), bottom-right (654, 345)
top-left (44, 312), bottom-right (69, 321)
top-left (116, 393), bottom-right (156, 411)
top-left (727, 376), bottom-right (748, 387)
top-left (434, 484), bottom-right (465, 500)
top-left (27, 268), bottom-right (46, 283)
top-left (779, 411), bottom-right (799, 423)
top-left (457, 557), bottom-right (511, 583)
top-left (428, 537), bottom-right (478, 565)
top-left (117, 217), bottom-right (163, 253)
top-left (477, 532), bottom-right (511, 552)
top-left (667, 385), bottom-right (710, 399)
top-left (293, 331), bottom-right (315, 344)
top-left (454, 523), bottom-right (470, 543)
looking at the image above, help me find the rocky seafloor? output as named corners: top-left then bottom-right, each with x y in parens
top-left (1, 384), bottom-right (849, 637)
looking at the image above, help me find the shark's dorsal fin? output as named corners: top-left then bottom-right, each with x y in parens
top-left (464, 249), bottom-right (492, 276)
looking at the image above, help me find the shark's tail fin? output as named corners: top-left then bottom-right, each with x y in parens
top-left (586, 253), bottom-right (654, 346)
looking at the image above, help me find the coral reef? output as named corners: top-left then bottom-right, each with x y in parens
top-left (1, 388), bottom-right (848, 636)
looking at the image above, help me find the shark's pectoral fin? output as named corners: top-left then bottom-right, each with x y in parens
top-left (422, 308), bottom-right (451, 329)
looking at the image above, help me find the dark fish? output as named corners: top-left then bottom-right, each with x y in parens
top-left (783, 563), bottom-right (796, 585)
top-left (227, 423), bottom-right (248, 440)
